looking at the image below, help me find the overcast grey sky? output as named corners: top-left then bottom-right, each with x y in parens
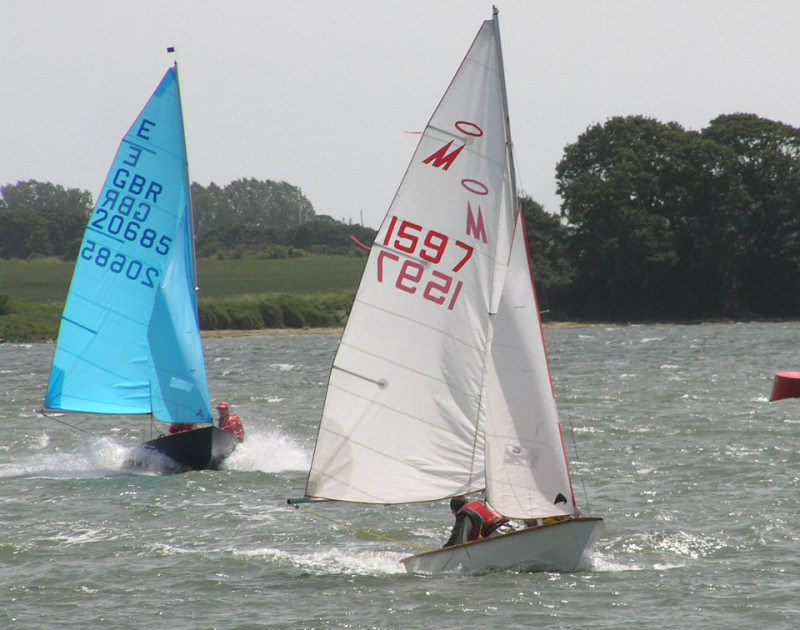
top-left (3, 0), bottom-right (799, 228)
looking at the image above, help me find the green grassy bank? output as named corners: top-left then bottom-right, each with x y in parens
top-left (0, 256), bottom-right (366, 342)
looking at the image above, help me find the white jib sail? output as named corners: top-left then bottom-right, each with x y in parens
top-left (307, 18), bottom-right (517, 505)
top-left (483, 216), bottom-right (576, 519)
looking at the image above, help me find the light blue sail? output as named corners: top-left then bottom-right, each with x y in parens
top-left (45, 66), bottom-right (213, 425)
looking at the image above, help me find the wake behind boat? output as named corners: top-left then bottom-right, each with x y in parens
top-left (291, 9), bottom-right (603, 575)
top-left (42, 56), bottom-right (237, 473)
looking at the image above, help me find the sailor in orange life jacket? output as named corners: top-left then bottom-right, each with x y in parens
top-left (443, 495), bottom-right (510, 548)
top-left (216, 401), bottom-right (245, 442)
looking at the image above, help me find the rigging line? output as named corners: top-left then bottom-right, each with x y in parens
top-left (37, 409), bottom-right (92, 435)
top-left (148, 414), bottom-right (166, 439)
top-left (563, 407), bottom-right (592, 514)
top-left (469, 312), bottom-right (496, 492)
top-left (294, 505), bottom-right (435, 552)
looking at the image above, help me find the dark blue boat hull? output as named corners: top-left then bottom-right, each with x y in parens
top-left (123, 426), bottom-right (238, 473)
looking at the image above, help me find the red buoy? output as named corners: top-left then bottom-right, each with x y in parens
top-left (770, 371), bottom-right (800, 401)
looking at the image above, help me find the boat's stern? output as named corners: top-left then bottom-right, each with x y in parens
top-left (402, 517), bottom-right (604, 575)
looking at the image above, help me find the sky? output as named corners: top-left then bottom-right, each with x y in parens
top-left (3, 0), bottom-right (800, 229)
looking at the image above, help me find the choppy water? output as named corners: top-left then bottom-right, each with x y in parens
top-left (2, 323), bottom-right (799, 629)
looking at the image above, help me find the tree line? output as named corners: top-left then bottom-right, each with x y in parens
top-left (4, 111), bottom-right (800, 321)
top-left (552, 113), bottom-right (800, 320)
top-left (0, 178), bottom-right (375, 261)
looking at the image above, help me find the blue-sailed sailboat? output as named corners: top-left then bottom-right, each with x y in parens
top-left (43, 62), bottom-right (237, 472)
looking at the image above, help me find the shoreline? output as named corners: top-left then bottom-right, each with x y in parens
top-left (201, 327), bottom-right (345, 337)
top-left (199, 321), bottom-right (616, 338)
top-left (199, 319), bottom-right (774, 338)
top-left (6, 322), bottom-right (606, 344)
top-left (7, 320), bottom-right (772, 344)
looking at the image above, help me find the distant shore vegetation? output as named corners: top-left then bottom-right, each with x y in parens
top-left (0, 256), bottom-right (364, 342)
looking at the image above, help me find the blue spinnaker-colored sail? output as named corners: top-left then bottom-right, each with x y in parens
top-left (45, 67), bottom-right (213, 425)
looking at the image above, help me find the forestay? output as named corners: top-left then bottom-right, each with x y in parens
top-left (44, 67), bottom-right (212, 426)
top-left (306, 16), bottom-right (575, 518)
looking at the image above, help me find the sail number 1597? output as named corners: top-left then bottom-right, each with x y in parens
top-left (378, 217), bottom-right (473, 310)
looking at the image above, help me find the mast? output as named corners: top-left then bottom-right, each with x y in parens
top-left (168, 47), bottom-right (200, 298)
top-left (491, 7), bottom-right (519, 213)
top-left (477, 8), bottom-right (511, 500)
top-left (480, 8), bottom-right (580, 518)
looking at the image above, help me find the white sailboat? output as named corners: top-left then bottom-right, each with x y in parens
top-left (294, 9), bottom-right (603, 574)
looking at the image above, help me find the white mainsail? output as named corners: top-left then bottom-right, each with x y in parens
top-left (306, 13), bottom-right (576, 520)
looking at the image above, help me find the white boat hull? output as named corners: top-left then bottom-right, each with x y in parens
top-left (401, 517), bottom-right (604, 575)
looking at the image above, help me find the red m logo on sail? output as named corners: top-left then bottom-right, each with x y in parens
top-left (423, 140), bottom-right (465, 171)
top-left (466, 203), bottom-right (487, 244)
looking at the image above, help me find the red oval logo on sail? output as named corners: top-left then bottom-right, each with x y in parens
top-left (461, 179), bottom-right (489, 196)
top-left (455, 121), bottom-right (483, 137)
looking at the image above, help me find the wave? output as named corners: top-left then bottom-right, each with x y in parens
top-left (242, 546), bottom-right (406, 576)
top-left (222, 428), bottom-right (310, 473)
top-left (0, 434), bottom-right (130, 479)
top-left (0, 425), bottom-right (310, 478)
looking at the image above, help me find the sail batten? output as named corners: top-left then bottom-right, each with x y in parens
top-left (44, 67), bottom-right (212, 426)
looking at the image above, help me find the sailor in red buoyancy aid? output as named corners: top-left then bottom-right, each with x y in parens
top-left (443, 495), bottom-right (510, 547)
top-left (216, 401), bottom-right (245, 442)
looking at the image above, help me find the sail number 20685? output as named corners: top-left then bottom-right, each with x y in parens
top-left (80, 240), bottom-right (159, 288)
top-left (90, 209), bottom-right (172, 256)
top-left (378, 217), bottom-right (473, 310)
